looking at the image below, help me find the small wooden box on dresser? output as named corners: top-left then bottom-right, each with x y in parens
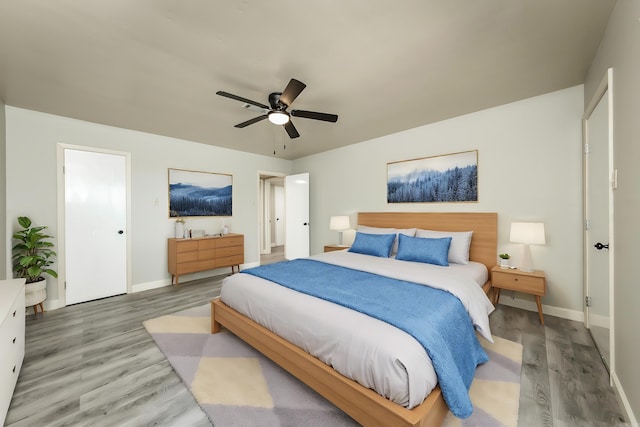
top-left (168, 234), bottom-right (244, 285)
top-left (1, 279), bottom-right (26, 426)
top-left (491, 265), bottom-right (546, 325)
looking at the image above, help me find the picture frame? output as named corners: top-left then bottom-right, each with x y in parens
top-left (168, 168), bottom-right (233, 217)
top-left (387, 150), bottom-right (478, 203)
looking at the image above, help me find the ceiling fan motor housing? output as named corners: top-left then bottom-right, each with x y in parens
top-left (268, 92), bottom-right (286, 110)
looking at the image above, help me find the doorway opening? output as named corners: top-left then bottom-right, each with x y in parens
top-left (259, 172), bottom-right (286, 265)
top-left (257, 171), bottom-right (310, 265)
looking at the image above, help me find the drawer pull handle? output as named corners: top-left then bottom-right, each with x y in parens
top-left (13, 310), bottom-right (17, 317)
top-left (12, 337), bottom-right (16, 344)
top-left (12, 365), bottom-right (16, 373)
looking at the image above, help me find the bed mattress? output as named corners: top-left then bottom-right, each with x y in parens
top-left (219, 250), bottom-right (494, 409)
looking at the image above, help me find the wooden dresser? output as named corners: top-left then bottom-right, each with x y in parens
top-left (168, 234), bottom-right (244, 285)
top-left (0, 279), bottom-right (26, 426)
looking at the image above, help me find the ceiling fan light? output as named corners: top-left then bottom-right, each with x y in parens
top-left (268, 111), bottom-right (290, 125)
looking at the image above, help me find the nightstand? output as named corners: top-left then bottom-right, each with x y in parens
top-left (491, 265), bottom-right (546, 325)
top-left (324, 245), bottom-right (349, 253)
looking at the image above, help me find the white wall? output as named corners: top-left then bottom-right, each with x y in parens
top-left (0, 102), bottom-right (5, 279)
top-left (5, 106), bottom-right (291, 306)
top-left (584, 0), bottom-right (640, 423)
top-left (294, 86), bottom-right (584, 313)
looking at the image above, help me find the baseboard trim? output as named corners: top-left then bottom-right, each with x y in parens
top-left (498, 296), bottom-right (584, 322)
top-left (132, 279), bottom-right (171, 293)
top-left (612, 371), bottom-right (639, 427)
top-left (132, 263), bottom-right (259, 293)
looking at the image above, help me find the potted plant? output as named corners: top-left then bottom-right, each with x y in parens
top-left (499, 253), bottom-right (511, 269)
top-left (12, 216), bottom-right (58, 315)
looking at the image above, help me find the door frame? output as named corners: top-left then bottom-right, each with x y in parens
top-left (583, 68), bottom-right (614, 378)
top-left (56, 144), bottom-right (132, 307)
top-left (257, 170), bottom-right (287, 261)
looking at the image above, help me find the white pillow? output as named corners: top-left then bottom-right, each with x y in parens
top-left (357, 225), bottom-right (416, 254)
top-left (415, 229), bottom-right (473, 264)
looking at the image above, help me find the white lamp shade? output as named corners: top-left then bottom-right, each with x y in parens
top-left (329, 215), bottom-right (350, 231)
top-left (510, 222), bottom-right (546, 245)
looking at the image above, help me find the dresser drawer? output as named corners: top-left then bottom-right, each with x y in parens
top-left (198, 239), bottom-right (216, 250)
top-left (197, 260), bottom-right (216, 271)
top-left (176, 261), bottom-right (200, 275)
top-left (176, 251), bottom-right (198, 263)
top-left (492, 270), bottom-right (545, 295)
top-left (176, 240), bottom-right (199, 252)
top-left (216, 236), bottom-right (243, 248)
top-left (0, 279), bottom-right (25, 427)
top-left (215, 255), bottom-right (244, 268)
top-left (215, 245), bottom-right (243, 258)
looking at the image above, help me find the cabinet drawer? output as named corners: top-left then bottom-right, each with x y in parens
top-left (198, 249), bottom-right (215, 261)
top-left (176, 261), bottom-right (200, 275)
top-left (197, 260), bottom-right (216, 271)
top-left (215, 255), bottom-right (244, 268)
top-left (176, 240), bottom-right (198, 252)
top-left (215, 245), bottom-right (243, 258)
top-left (198, 240), bottom-right (216, 250)
top-left (176, 251), bottom-right (198, 263)
top-left (492, 271), bottom-right (545, 295)
top-left (216, 236), bottom-right (243, 248)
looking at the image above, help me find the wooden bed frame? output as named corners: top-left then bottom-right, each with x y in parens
top-left (211, 212), bottom-right (497, 427)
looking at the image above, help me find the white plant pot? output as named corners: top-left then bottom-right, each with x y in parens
top-left (500, 259), bottom-right (511, 269)
top-left (25, 279), bottom-right (47, 307)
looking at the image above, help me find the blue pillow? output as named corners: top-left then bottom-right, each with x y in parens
top-left (395, 233), bottom-right (452, 266)
top-left (348, 232), bottom-right (396, 258)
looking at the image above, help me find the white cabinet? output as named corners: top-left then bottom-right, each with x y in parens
top-left (0, 279), bottom-right (26, 426)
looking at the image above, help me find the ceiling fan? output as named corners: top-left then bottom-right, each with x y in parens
top-left (216, 78), bottom-right (338, 139)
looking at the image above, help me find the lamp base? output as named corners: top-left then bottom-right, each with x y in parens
top-left (519, 243), bottom-right (535, 272)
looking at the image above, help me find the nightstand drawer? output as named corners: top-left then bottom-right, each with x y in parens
top-left (492, 270), bottom-right (545, 295)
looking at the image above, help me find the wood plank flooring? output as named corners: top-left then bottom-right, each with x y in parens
top-left (5, 276), bottom-right (628, 426)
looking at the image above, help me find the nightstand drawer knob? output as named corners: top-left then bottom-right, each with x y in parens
top-left (12, 337), bottom-right (16, 344)
top-left (514, 278), bottom-right (518, 281)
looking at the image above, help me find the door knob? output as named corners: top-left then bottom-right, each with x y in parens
top-left (594, 242), bottom-right (609, 250)
top-left (118, 230), bottom-right (124, 235)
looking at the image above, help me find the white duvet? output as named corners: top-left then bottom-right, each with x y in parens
top-left (219, 250), bottom-right (494, 409)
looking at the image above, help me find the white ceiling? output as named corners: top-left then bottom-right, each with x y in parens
top-left (0, 1), bottom-right (615, 160)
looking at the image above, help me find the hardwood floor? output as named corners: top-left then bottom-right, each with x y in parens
top-left (6, 276), bottom-right (628, 426)
top-left (260, 245), bottom-right (285, 265)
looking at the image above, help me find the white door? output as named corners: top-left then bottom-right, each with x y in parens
top-left (64, 149), bottom-right (127, 305)
top-left (284, 173), bottom-right (309, 260)
top-left (584, 70), bottom-right (614, 374)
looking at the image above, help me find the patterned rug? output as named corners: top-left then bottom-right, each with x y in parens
top-left (144, 304), bottom-right (522, 427)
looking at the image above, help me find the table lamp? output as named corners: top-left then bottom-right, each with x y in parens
top-left (510, 222), bottom-right (545, 272)
top-left (329, 216), bottom-right (351, 246)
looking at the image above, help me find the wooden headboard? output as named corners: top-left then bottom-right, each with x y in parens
top-left (357, 212), bottom-right (498, 271)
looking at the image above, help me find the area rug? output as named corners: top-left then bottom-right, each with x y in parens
top-left (144, 304), bottom-right (522, 427)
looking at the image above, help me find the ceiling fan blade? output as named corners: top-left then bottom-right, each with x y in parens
top-left (283, 121), bottom-right (300, 139)
top-left (235, 115), bottom-right (268, 128)
top-left (291, 109), bottom-right (338, 123)
top-left (217, 91), bottom-right (270, 110)
top-left (279, 79), bottom-right (306, 107)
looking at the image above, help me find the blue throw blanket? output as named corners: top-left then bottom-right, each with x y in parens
top-left (243, 259), bottom-right (487, 418)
